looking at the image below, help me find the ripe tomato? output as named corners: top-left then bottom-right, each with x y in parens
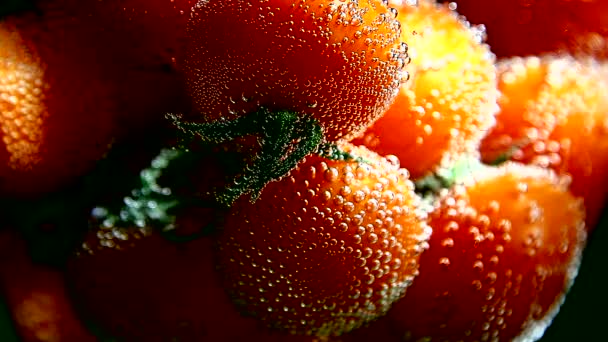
top-left (451, 0), bottom-right (608, 57)
top-left (480, 56), bottom-right (608, 230)
top-left (182, 0), bottom-right (408, 142)
top-left (353, 0), bottom-right (497, 179)
top-left (0, 231), bottom-right (95, 342)
top-left (378, 163), bottom-right (586, 341)
top-left (64, 147), bottom-right (277, 341)
top-left (217, 143), bottom-right (431, 337)
top-left (36, 0), bottom-right (194, 134)
top-left (37, 0), bottom-right (197, 70)
top-left (0, 15), bottom-right (116, 196)
top-left (66, 214), bottom-right (263, 341)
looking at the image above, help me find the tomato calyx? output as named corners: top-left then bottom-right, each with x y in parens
top-left (91, 149), bottom-right (182, 230)
top-left (89, 148), bottom-right (219, 243)
top-left (82, 106), bottom-right (370, 244)
top-left (415, 155), bottom-right (485, 197)
top-left (485, 138), bottom-right (532, 166)
top-left (168, 108), bottom-right (325, 206)
top-left (316, 143), bottom-right (371, 165)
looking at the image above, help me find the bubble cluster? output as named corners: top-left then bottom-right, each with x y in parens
top-left (217, 143), bottom-right (431, 336)
top-left (183, 0), bottom-right (408, 141)
top-left (353, 0), bottom-right (498, 179)
top-left (384, 162), bottom-right (586, 341)
top-left (481, 55), bottom-right (608, 229)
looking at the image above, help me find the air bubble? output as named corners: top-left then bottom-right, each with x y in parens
top-left (441, 238), bottom-right (454, 248)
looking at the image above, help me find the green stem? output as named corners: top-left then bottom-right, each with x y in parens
top-left (91, 148), bottom-right (184, 230)
top-left (414, 155), bottom-right (485, 195)
top-left (168, 108), bottom-right (325, 206)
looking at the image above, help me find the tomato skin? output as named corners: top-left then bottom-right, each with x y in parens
top-left (480, 56), bottom-right (608, 230)
top-left (217, 143), bottom-right (430, 337)
top-left (0, 15), bottom-right (116, 197)
top-left (353, 1), bottom-right (497, 179)
top-left (67, 227), bottom-right (330, 342)
top-left (377, 163), bottom-right (586, 341)
top-left (35, 0), bottom-right (195, 134)
top-left (0, 232), bottom-right (95, 342)
top-left (37, 0), bottom-right (198, 70)
top-left (182, 0), bottom-right (408, 142)
top-left (67, 226), bottom-right (258, 341)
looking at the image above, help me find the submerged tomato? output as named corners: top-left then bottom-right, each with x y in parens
top-left (353, 0), bottom-right (497, 179)
top-left (217, 143), bottom-right (431, 337)
top-left (0, 15), bottom-right (116, 196)
top-left (480, 56), bottom-right (608, 230)
top-left (182, 0), bottom-right (408, 141)
top-left (0, 232), bottom-right (95, 342)
top-left (383, 163), bottom-right (586, 341)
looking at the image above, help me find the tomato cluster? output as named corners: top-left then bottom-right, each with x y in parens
top-left (0, 0), bottom-right (606, 341)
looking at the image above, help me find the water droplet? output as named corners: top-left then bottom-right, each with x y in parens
top-left (441, 238), bottom-right (454, 248)
top-left (473, 260), bottom-right (484, 273)
top-left (472, 280), bottom-right (483, 291)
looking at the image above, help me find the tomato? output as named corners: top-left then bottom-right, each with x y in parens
top-left (353, 0), bottom-right (497, 179)
top-left (37, 0), bottom-right (197, 70)
top-left (480, 56), bottom-right (608, 230)
top-left (66, 214), bottom-right (261, 341)
top-left (0, 15), bottom-right (116, 196)
top-left (36, 0), bottom-right (194, 133)
top-left (217, 143), bottom-right (431, 337)
top-left (376, 163), bottom-right (586, 341)
top-left (0, 231), bottom-right (95, 342)
top-left (181, 0), bottom-right (408, 142)
top-left (64, 147), bottom-right (270, 341)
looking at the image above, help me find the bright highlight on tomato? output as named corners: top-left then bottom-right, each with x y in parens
top-left (481, 56), bottom-right (608, 230)
top-left (353, 0), bottom-right (498, 179)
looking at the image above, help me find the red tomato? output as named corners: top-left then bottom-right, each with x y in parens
top-left (217, 143), bottom-right (431, 337)
top-left (0, 232), bottom-right (95, 342)
top-left (480, 56), bottom-right (608, 230)
top-left (353, 0), bottom-right (497, 179)
top-left (36, 0), bottom-right (195, 134)
top-left (0, 15), bottom-right (116, 196)
top-left (368, 163), bottom-right (586, 341)
top-left (182, 0), bottom-right (408, 142)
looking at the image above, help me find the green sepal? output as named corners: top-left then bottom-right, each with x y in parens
top-left (168, 108), bottom-right (325, 207)
top-left (415, 155), bottom-right (485, 196)
top-left (91, 148), bottom-right (184, 231)
top-left (316, 143), bottom-right (369, 164)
